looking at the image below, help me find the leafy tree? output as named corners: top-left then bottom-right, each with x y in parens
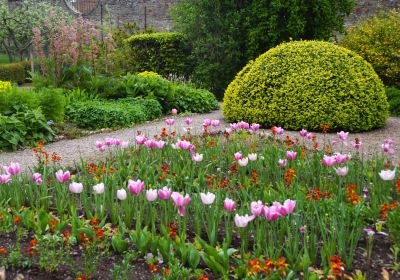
top-left (171, 0), bottom-right (355, 97)
top-left (0, 0), bottom-right (69, 62)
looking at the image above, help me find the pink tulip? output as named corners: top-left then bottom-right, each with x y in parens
top-left (95, 141), bottom-right (104, 149)
top-left (352, 140), bottom-right (363, 150)
top-left (69, 182), bottom-right (83, 194)
top-left (117, 189), bottom-right (127, 200)
top-left (273, 126), bottom-right (284, 135)
top-left (171, 108), bottom-right (178, 115)
top-left (225, 128), bottom-right (233, 134)
top-left (335, 166), bottom-right (349, 177)
top-left (171, 192), bottom-right (190, 216)
top-left (4, 162), bottom-right (20, 176)
top-left (363, 228), bottom-right (375, 236)
top-left (128, 179), bottom-right (145, 195)
top-left (166, 119), bottom-right (175, 126)
top-left (146, 189), bottom-right (158, 202)
top-left (230, 123), bottom-right (239, 130)
top-left (32, 173), bottom-right (42, 186)
top-left (250, 201), bottom-right (264, 216)
top-left (286, 151), bottom-right (297, 160)
top-left (334, 153), bottom-right (350, 164)
top-left (203, 119), bottom-right (212, 126)
top-left (282, 199), bottom-right (296, 215)
top-left (99, 145), bottom-right (107, 152)
top-left (224, 198), bottom-right (236, 212)
top-left (306, 133), bottom-right (313, 140)
top-left (278, 159), bottom-right (287, 167)
top-left (250, 123), bottom-right (260, 131)
top-left (155, 140), bottom-right (165, 149)
top-left (238, 121), bottom-right (250, 129)
top-left (158, 186), bottom-right (172, 200)
top-left (93, 183), bottom-right (105, 194)
top-left (55, 170), bottom-right (70, 183)
top-left (192, 153), bottom-right (203, 162)
top-left (174, 140), bottom-right (193, 150)
top-left (135, 135), bottom-right (147, 145)
top-left (337, 131), bottom-right (349, 142)
top-left (248, 153), bottom-right (257, 161)
top-left (382, 143), bottom-right (395, 154)
top-left (234, 214), bottom-right (254, 227)
top-left (0, 174), bottom-right (11, 184)
top-left (200, 192), bottom-right (216, 205)
top-left (105, 138), bottom-right (114, 146)
top-left (299, 129), bottom-right (308, 137)
top-left (144, 140), bottom-right (156, 149)
top-left (322, 155), bottom-right (336, 166)
top-left (264, 205), bottom-right (282, 221)
top-left (121, 141), bottom-right (129, 148)
top-left (234, 152), bottom-right (243, 161)
top-left (211, 120), bottom-right (220, 127)
top-left (238, 157), bottom-right (249, 167)
top-left (114, 138), bottom-right (121, 146)
top-left (185, 118), bottom-right (193, 125)
top-left (379, 169), bottom-right (396, 181)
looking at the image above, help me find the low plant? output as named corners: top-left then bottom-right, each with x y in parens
top-left (386, 87), bottom-right (400, 116)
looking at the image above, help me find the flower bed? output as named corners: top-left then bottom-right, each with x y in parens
top-left (0, 117), bottom-right (399, 279)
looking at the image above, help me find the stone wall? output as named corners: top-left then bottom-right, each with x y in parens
top-left (46, 0), bottom-right (400, 31)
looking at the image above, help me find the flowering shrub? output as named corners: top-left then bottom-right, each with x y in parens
top-left (0, 80), bottom-right (11, 93)
top-left (341, 9), bottom-right (400, 87)
top-left (222, 40), bottom-right (389, 132)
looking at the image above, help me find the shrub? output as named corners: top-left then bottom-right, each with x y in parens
top-left (66, 98), bottom-right (162, 129)
top-left (386, 87), bottom-right (400, 116)
top-left (340, 10), bottom-right (400, 87)
top-left (0, 87), bottom-right (65, 122)
top-left (84, 74), bottom-right (219, 114)
top-left (0, 81), bottom-right (12, 93)
top-left (0, 62), bottom-right (27, 84)
top-left (124, 32), bottom-right (192, 78)
top-left (0, 108), bottom-right (54, 151)
top-left (222, 40), bottom-right (389, 132)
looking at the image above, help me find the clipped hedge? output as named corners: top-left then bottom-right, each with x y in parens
top-left (341, 10), bottom-right (400, 87)
top-left (386, 87), bottom-right (400, 116)
top-left (66, 98), bottom-right (162, 129)
top-left (222, 40), bottom-right (389, 132)
top-left (0, 61), bottom-right (30, 84)
top-left (125, 32), bottom-right (192, 78)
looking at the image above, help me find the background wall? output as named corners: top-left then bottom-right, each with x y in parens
top-left (46, 0), bottom-right (400, 31)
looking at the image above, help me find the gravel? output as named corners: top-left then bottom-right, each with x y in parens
top-left (0, 107), bottom-right (399, 172)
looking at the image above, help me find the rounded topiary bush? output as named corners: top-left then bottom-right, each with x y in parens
top-left (222, 40), bottom-right (389, 132)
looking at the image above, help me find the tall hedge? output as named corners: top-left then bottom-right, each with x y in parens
top-left (124, 32), bottom-right (192, 78)
top-left (222, 40), bottom-right (389, 132)
top-left (0, 61), bottom-right (30, 84)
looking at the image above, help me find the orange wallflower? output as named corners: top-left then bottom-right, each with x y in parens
top-left (380, 202), bottom-right (397, 219)
top-left (396, 179), bottom-right (400, 196)
top-left (0, 247), bottom-right (8, 255)
top-left (306, 188), bottom-right (332, 201)
top-left (163, 268), bottom-right (171, 275)
top-left (277, 258), bottom-right (288, 276)
top-left (198, 275), bottom-right (209, 280)
top-left (301, 147), bottom-right (306, 158)
top-left (321, 124), bottom-right (329, 133)
top-left (284, 168), bottom-right (295, 186)
top-left (329, 255), bottom-right (344, 276)
top-left (13, 216), bottom-right (21, 225)
top-left (346, 185), bottom-right (360, 205)
top-left (148, 263), bottom-right (158, 273)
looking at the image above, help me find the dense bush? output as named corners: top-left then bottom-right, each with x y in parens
top-left (172, 0), bottom-right (355, 97)
top-left (0, 61), bottom-right (30, 84)
top-left (340, 10), bottom-right (400, 87)
top-left (386, 87), bottom-right (400, 116)
top-left (66, 98), bottom-right (162, 129)
top-left (222, 40), bottom-right (389, 132)
top-left (124, 32), bottom-right (192, 78)
top-left (0, 87), bottom-right (65, 122)
top-left (84, 74), bottom-right (218, 113)
top-left (0, 108), bottom-right (54, 151)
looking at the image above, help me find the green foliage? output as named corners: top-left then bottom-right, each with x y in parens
top-left (386, 87), bottom-right (400, 116)
top-left (340, 10), bottom-right (400, 87)
top-left (66, 98), bottom-right (162, 129)
top-left (222, 40), bottom-right (389, 132)
top-left (124, 32), bottom-right (192, 78)
top-left (85, 74), bottom-right (218, 114)
top-left (0, 87), bottom-right (65, 122)
top-left (0, 108), bottom-right (54, 151)
top-left (388, 208), bottom-right (400, 247)
top-left (171, 0), bottom-right (355, 97)
top-left (0, 61), bottom-right (28, 84)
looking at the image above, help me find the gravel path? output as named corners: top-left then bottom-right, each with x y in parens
top-left (0, 107), bottom-right (399, 172)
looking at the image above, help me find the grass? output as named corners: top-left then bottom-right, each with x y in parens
top-left (0, 53), bottom-right (20, 64)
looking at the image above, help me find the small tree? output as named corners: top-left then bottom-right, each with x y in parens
top-left (171, 0), bottom-right (355, 97)
top-left (0, 0), bottom-right (69, 62)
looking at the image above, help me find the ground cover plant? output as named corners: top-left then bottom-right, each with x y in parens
top-left (0, 114), bottom-right (399, 279)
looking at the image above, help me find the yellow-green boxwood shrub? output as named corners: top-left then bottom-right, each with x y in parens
top-left (340, 10), bottom-right (400, 87)
top-left (222, 40), bottom-right (389, 132)
top-left (0, 61), bottom-right (30, 84)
